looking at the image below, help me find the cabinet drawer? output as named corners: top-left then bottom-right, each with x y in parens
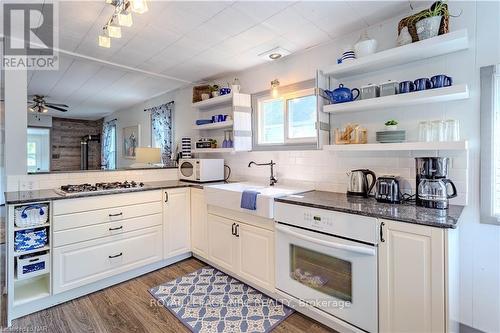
top-left (53, 190), bottom-right (162, 215)
top-left (53, 213), bottom-right (162, 247)
top-left (53, 226), bottom-right (162, 294)
top-left (53, 201), bottom-right (162, 231)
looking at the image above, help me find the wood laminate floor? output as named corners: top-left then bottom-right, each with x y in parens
top-left (3, 258), bottom-right (336, 333)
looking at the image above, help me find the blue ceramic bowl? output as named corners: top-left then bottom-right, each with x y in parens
top-left (219, 88), bottom-right (231, 95)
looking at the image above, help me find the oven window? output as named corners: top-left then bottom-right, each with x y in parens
top-left (290, 244), bottom-right (352, 302)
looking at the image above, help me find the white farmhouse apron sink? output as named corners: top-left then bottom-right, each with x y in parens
top-left (204, 182), bottom-right (309, 219)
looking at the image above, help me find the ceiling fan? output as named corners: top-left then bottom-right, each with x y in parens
top-left (28, 95), bottom-right (68, 113)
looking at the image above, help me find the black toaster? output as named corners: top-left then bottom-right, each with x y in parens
top-left (375, 176), bottom-right (401, 203)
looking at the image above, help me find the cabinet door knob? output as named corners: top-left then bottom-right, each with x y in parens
top-left (108, 252), bottom-right (123, 259)
top-left (235, 224), bottom-right (240, 238)
top-left (380, 222), bottom-right (385, 243)
top-left (231, 223), bottom-right (236, 235)
top-left (165, 192), bottom-right (169, 203)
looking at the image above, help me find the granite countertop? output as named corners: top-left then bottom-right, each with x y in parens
top-left (275, 191), bottom-right (464, 228)
top-left (3, 180), bottom-right (226, 205)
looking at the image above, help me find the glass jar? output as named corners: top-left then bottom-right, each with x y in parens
top-left (444, 119), bottom-right (460, 141)
top-left (431, 120), bottom-right (445, 142)
top-left (418, 121), bottom-right (431, 142)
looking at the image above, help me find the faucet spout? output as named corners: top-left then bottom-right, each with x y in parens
top-left (247, 160), bottom-right (278, 186)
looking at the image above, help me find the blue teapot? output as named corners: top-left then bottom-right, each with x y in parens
top-left (326, 84), bottom-right (360, 104)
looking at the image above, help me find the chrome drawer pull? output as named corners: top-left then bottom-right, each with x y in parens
top-left (108, 252), bottom-right (123, 259)
top-left (109, 212), bottom-right (123, 217)
top-left (109, 226), bottom-right (123, 231)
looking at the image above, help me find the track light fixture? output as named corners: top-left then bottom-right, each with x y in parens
top-left (98, 0), bottom-right (148, 48)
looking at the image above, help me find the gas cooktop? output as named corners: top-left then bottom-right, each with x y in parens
top-left (57, 181), bottom-right (145, 195)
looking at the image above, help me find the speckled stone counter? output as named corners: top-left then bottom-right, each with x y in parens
top-left (4, 180), bottom-right (226, 205)
top-left (275, 191), bottom-right (464, 228)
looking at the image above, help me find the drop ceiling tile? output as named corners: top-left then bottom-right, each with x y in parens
top-left (262, 6), bottom-right (310, 35)
top-left (149, 6), bottom-right (206, 35)
top-left (47, 60), bottom-right (103, 101)
top-left (207, 6), bottom-right (260, 37)
top-left (184, 22), bottom-right (232, 49)
top-left (346, 1), bottom-right (411, 26)
top-left (231, 1), bottom-right (294, 22)
top-left (174, 1), bottom-right (232, 21)
top-left (282, 22), bottom-right (330, 49)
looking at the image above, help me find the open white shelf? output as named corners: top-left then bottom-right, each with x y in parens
top-left (323, 84), bottom-right (469, 114)
top-left (14, 223), bottom-right (50, 232)
top-left (193, 148), bottom-right (235, 153)
top-left (323, 141), bottom-right (468, 152)
top-left (192, 93), bottom-right (233, 110)
top-left (14, 245), bottom-right (50, 257)
top-left (321, 29), bottom-right (469, 78)
top-left (13, 274), bottom-right (50, 306)
top-left (193, 120), bottom-right (233, 130)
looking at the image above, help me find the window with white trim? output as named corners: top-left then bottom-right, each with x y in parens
top-left (493, 72), bottom-right (500, 217)
top-left (255, 88), bottom-right (317, 148)
top-left (480, 65), bottom-right (500, 225)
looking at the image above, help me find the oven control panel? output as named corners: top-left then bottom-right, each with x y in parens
top-left (303, 212), bottom-right (333, 231)
top-left (275, 202), bottom-right (378, 244)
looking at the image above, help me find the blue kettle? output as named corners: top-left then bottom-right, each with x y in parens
top-left (326, 84), bottom-right (360, 104)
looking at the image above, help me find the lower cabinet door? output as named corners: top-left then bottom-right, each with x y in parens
top-left (207, 214), bottom-right (237, 273)
top-left (164, 188), bottom-right (191, 259)
top-left (190, 188), bottom-right (208, 257)
top-left (237, 222), bottom-right (275, 291)
top-left (53, 226), bottom-right (163, 294)
top-left (379, 219), bottom-right (445, 333)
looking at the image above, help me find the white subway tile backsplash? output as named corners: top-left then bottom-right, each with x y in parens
top-left (222, 149), bottom-right (469, 206)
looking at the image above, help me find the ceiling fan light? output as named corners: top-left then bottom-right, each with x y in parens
top-left (98, 34), bottom-right (111, 48)
top-left (107, 24), bottom-right (122, 38)
top-left (28, 106), bottom-right (35, 112)
top-left (131, 0), bottom-right (148, 14)
top-left (117, 11), bottom-right (133, 27)
top-left (42, 107), bottom-right (48, 113)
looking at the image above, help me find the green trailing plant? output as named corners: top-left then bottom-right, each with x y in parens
top-left (385, 120), bottom-right (398, 126)
top-left (209, 84), bottom-right (219, 93)
top-left (409, 1), bottom-right (450, 25)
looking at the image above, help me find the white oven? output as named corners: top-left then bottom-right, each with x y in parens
top-left (274, 202), bottom-right (378, 333)
top-left (178, 159), bottom-right (224, 182)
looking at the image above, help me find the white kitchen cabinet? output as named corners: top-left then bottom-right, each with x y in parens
top-left (190, 188), bottom-right (208, 257)
top-left (237, 222), bottom-right (274, 290)
top-left (207, 212), bottom-right (275, 292)
top-left (207, 213), bottom-right (238, 272)
top-left (163, 188), bottom-right (191, 259)
top-left (53, 226), bottom-right (163, 294)
top-left (379, 219), bottom-right (446, 333)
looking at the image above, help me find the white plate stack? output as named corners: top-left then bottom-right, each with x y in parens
top-left (181, 138), bottom-right (192, 158)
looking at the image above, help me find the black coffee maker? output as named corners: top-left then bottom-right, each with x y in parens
top-left (415, 157), bottom-right (457, 209)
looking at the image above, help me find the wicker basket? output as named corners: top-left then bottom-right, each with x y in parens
top-left (398, 2), bottom-right (449, 43)
top-left (14, 204), bottom-right (49, 228)
top-left (192, 85), bottom-right (211, 103)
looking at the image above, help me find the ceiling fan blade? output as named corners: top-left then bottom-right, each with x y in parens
top-left (46, 102), bottom-right (69, 108)
top-left (46, 105), bottom-right (68, 112)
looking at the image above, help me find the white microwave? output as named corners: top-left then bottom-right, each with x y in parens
top-left (178, 159), bottom-right (225, 182)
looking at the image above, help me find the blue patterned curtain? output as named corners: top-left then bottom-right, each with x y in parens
top-left (101, 119), bottom-right (117, 169)
top-left (146, 101), bottom-right (174, 166)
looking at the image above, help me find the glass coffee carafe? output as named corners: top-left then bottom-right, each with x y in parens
top-left (417, 178), bottom-right (457, 209)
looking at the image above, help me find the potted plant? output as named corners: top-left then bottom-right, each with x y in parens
top-left (412, 1), bottom-right (449, 40)
top-left (209, 84), bottom-right (220, 98)
top-left (385, 120), bottom-right (399, 131)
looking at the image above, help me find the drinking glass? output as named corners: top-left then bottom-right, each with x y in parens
top-left (431, 120), bottom-right (445, 141)
top-left (418, 121), bottom-right (431, 142)
top-left (444, 119), bottom-right (460, 141)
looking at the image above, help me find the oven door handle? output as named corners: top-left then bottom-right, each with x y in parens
top-left (276, 224), bottom-right (376, 256)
